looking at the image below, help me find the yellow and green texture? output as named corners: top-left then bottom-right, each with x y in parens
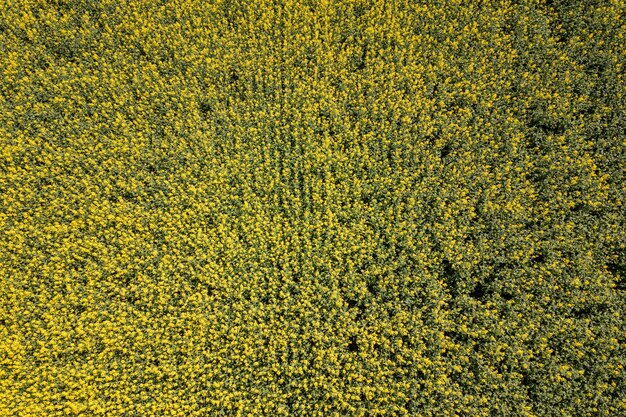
top-left (1, 0), bottom-right (625, 415)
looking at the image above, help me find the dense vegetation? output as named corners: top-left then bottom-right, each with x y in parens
top-left (1, 0), bottom-right (625, 415)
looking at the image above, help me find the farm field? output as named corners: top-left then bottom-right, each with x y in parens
top-left (0, 0), bottom-right (625, 416)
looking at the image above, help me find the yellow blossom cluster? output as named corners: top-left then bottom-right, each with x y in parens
top-left (0, 0), bottom-right (624, 416)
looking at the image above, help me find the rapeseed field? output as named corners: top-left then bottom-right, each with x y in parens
top-left (1, 0), bottom-right (625, 415)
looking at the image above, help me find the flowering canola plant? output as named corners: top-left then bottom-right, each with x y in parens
top-left (0, 0), bottom-right (625, 415)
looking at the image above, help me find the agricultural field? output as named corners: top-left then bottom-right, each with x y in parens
top-left (0, 0), bottom-right (625, 415)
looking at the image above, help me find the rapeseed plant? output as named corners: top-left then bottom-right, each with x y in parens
top-left (0, 0), bottom-right (624, 416)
